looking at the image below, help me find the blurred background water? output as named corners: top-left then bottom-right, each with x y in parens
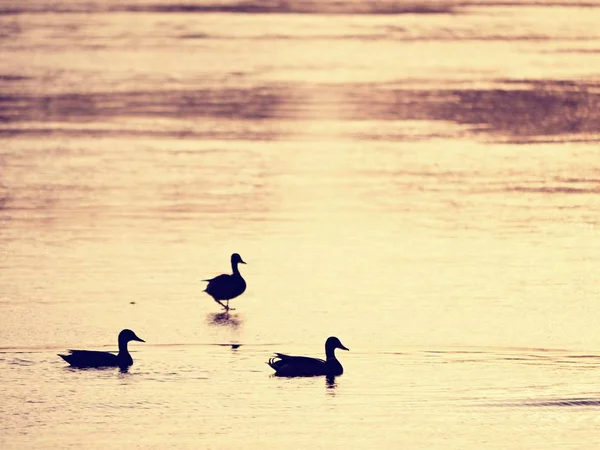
top-left (2, 1), bottom-right (600, 448)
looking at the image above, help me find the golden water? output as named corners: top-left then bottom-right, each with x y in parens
top-left (2, 1), bottom-right (600, 448)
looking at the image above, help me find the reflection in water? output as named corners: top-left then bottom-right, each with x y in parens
top-left (129, 2), bottom-right (455, 15)
top-left (0, 1), bottom-right (456, 15)
top-left (214, 343), bottom-right (243, 350)
top-left (525, 398), bottom-right (600, 407)
top-left (4, 3), bottom-right (600, 449)
top-left (326, 375), bottom-right (337, 390)
top-left (3, 80), bottom-right (600, 143)
top-left (0, 87), bottom-right (293, 123)
top-left (0, 242), bottom-right (7, 264)
top-left (63, 365), bottom-right (129, 374)
top-left (207, 312), bottom-right (243, 328)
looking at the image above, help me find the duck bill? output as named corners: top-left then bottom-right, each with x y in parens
top-left (240, 259), bottom-right (247, 264)
top-left (133, 336), bottom-right (145, 343)
top-left (339, 344), bottom-right (349, 351)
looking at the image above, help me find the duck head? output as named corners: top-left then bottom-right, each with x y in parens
top-left (231, 253), bottom-right (246, 265)
top-left (326, 336), bottom-right (349, 352)
top-left (118, 329), bottom-right (145, 344)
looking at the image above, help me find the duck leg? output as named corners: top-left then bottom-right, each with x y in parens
top-left (215, 299), bottom-right (228, 310)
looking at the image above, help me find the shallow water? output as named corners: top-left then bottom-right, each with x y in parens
top-left (2, 1), bottom-right (600, 448)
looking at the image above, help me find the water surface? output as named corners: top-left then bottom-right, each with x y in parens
top-left (2, 1), bottom-right (600, 448)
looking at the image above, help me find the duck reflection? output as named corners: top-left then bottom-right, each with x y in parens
top-left (206, 311), bottom-right (243, 328)
top-left (326, 375), bottom-right (337, 389)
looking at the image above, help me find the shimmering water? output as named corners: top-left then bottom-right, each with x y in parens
top-left (2, 1), bottom-right (600, 448)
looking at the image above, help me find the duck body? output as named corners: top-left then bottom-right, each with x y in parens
top-left (204, 273), bottom-right (246, 302)
top-left (268, 337), bottom-right (349, 377)
top-left (59, 350), bottom-right (127, 368)
top-left (203, 253), bottom-right (246, 310)
top-left (59, 329), bottom-right (144, 369)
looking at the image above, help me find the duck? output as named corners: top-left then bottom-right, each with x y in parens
top-left (58, 329), bottom-right (145, 369)
top-left (268, 336), bottom-right (349, 377)
top-left (202, 253), bottom-right (247, 310)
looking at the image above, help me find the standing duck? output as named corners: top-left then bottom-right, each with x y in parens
top-left (268, 336), bottom-right (349, 377)
top-left (202, 253), bottom-right (247, 310)
top-left (58, 329), bottom-right (145, 369)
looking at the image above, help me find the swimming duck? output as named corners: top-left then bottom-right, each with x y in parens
top-left (202, 253), bottom-right (246, 310)
top-left (58, 329), bottom-right (145, 369)
top-left (268, 336), bottom-right (349, 377)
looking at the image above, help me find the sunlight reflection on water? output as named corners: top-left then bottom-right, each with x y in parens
top-left (3, 1), bottom-right (600, 449)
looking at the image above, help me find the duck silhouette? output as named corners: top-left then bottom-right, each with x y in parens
top-left (202, 253), bottom-right (246, 310)
top-left (58, 329), bottom-right (145, 369)
top-left (268, 336), bottom-right (349, 377)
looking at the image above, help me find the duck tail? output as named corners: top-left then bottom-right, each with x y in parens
top-left (268, 356), bottom-right (285, 371)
